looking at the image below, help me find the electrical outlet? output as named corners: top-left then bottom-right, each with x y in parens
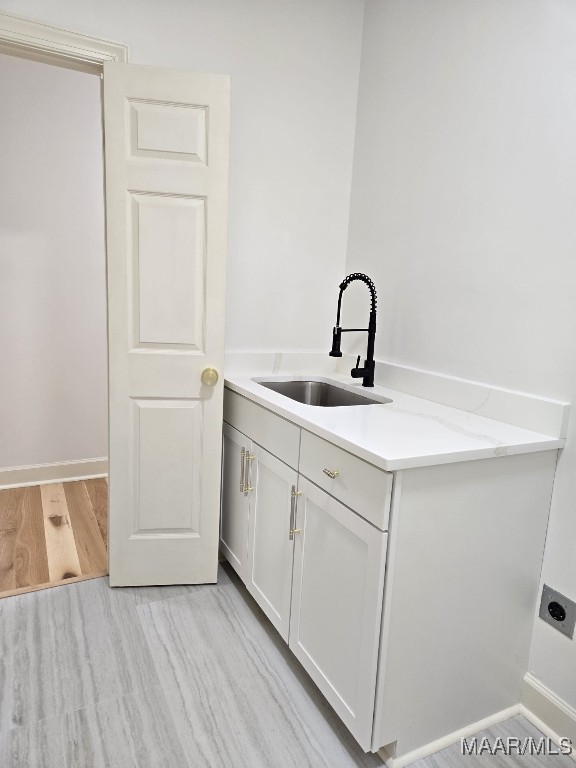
top-left (539, 585), bottom-right (576, 639)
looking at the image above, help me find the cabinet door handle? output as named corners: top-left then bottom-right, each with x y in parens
top-left (244, 452), bottom-right (255, 494)
top-left (289, 486), bottom-right (302, 540)
top-left (240, 447), bottom-right (246, 493)
top-left (323, 468), bottom-right (339, 479)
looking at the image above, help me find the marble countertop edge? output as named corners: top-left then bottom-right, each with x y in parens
top-left (224, 373), bottom-right (564, 472)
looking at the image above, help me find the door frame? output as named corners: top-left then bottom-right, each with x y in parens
top-left (0, 11), bottom-right (127, 513)
top-left (0, 11), bottom-right (128, 71)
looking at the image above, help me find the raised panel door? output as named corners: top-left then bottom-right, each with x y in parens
top-left (104, 63), bottom-right (230, 585)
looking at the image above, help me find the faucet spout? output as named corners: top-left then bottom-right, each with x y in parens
top-left (328, 273), bottom-right (377, 387)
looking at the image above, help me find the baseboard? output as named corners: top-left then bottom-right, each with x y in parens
top-left (377, 705), bottom-right (520, 767)
top-left (521, 673), bottom-right (576, 763)
top-left (0, 457), bottom-right (108, 489)
top-left (376, 678), bottom-right (576, 767)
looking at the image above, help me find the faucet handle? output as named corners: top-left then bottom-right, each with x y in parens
top-left (351, 355), bottom-right (364, 379)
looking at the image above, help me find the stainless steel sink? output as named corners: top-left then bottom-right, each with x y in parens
top-left (257, 380), bottom-right (391, 407)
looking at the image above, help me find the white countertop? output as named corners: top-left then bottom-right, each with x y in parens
top-left (225, 369), bottom-right (564, 471)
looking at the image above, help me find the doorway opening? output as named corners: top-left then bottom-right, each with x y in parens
top-left (0, 48), bottom-right (109, 597)
top-left (0, 12), bottom-right (230, 589)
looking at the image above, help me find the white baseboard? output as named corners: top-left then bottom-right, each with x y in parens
top-left (0, 457), bottom-right (108, 489)
top-left (375, 674), bottom-right (576, 767)
top-left (521, 673), bottom-right (576, 763)
top-left (377, 706), bottom-right (520, 767)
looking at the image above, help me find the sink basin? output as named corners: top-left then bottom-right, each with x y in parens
top-left (257, 380), bottom-right (392, 407)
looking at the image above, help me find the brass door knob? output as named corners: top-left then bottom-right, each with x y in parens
top-left (201, 367), bottom-right (219, 386)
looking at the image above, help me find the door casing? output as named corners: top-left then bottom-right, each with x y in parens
top-left (0, 11), bottom-right (128, 73)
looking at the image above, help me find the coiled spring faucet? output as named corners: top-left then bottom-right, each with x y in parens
top-left (329, 273), bottom-right (377, 387)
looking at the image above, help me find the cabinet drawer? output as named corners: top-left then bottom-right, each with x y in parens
top-left (299, 430), bottom-right (392, 531)
top-left (223, 388), bottom-right (300, 470)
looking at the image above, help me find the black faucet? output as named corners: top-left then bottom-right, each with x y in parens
top-left (329, 273), bottom-right (377, 387)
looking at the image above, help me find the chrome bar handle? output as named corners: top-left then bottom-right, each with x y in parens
top-left (240, 447), bottom-right (246, 493)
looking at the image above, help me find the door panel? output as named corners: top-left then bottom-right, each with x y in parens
top-left (104, 62), bottom-right (230, 585)
top-left (220, 424), bottom-right (249, 578)
top-left (289, 477), bottom-right (387, 750)
top-left (247, 445), bottom-right (297, 641)
top-left (134, 399), bottom-right (201, 533)
top-left (131, 193), bottom-right (205, 348)
top-left (128, 99), bottom-right (207, 161)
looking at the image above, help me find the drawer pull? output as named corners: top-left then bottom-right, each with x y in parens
top-left (323, 468), bottom-right (340, 479)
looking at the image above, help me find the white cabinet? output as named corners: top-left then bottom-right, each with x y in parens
top-left (220, 423), bottom-right (249, 579)
top-left (221, 388), bottom-right (559, 765)
top-left (220, 420), bottom-right (298, 641)
top-left (221, 390), bottom-right (389, 748)
top-left (290, 476), bottom-right (388, 749)
top-left (246, 444), bottom-right (297, 641)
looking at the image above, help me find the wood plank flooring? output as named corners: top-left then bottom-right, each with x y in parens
top-left (0, 563), bottom-right (571, 767)
top-left (0, 478), bottom-right (107, 599)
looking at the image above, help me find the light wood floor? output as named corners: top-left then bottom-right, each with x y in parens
top-left (0, 478), bottom-right (108, 599)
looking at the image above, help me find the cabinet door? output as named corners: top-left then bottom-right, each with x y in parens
top-left (220, 424), bottom-right (249, 579)
top-left (246, 444), bottom-right (298, 641)
top-left (289, 477), bottom-right (388, 750)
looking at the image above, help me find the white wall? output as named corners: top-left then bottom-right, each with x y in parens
top-left (0, 52), bottom-right (107, 468)
top-left (347, 0), bottom-right (576, 709)
top-left (0, 0), bottom-right (365, 470)
top-left (0, 0), bottom-right (365, 354)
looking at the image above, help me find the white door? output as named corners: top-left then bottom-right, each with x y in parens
top-left (220, 424), bottom-right (250, 579)
top-left (289, 477), bottom-right (388, 750)
top-left (104, 62), bottom-right (230, 586)
top-left (246, 445), bottom-right (297, 641)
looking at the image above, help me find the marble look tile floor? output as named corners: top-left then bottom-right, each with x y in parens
top-left (409, 714), bottom-right (574, 767)
top-left (0, 562), bottom-right (571, 767)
